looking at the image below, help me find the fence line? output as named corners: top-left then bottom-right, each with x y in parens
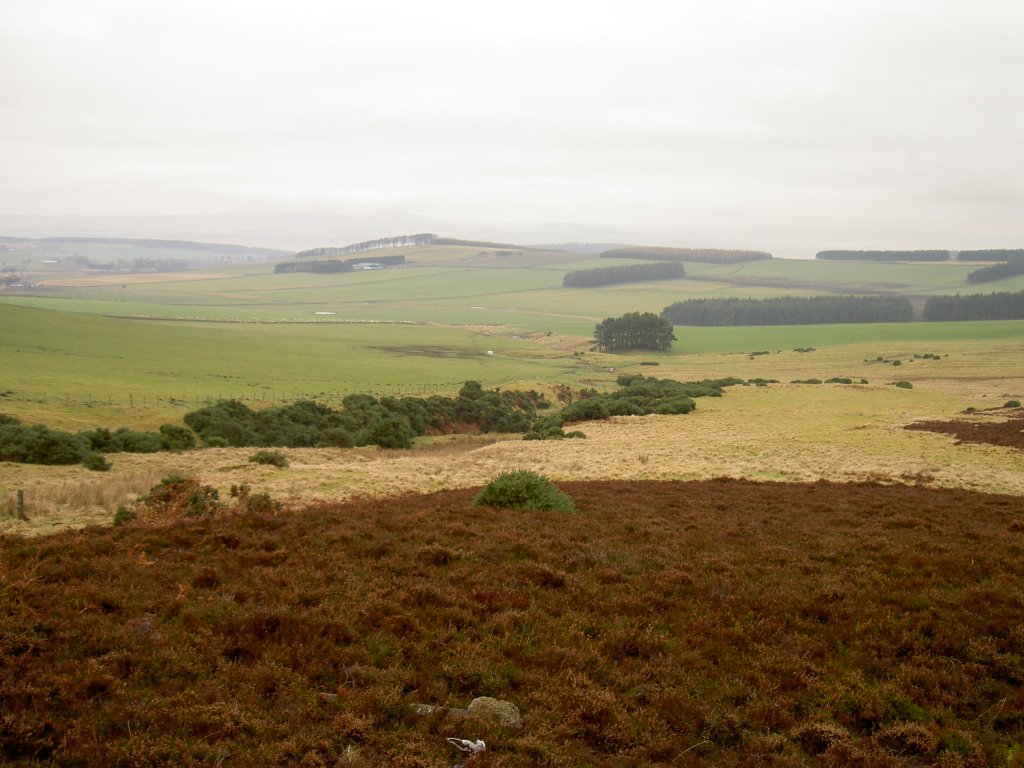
top-left (5, 380), bottom-right (619, 412)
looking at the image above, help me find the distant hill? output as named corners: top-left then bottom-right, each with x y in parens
top-left (0, 235), bottom-right (290, 260)
top-left (293, 234), bottom-right (547, 260)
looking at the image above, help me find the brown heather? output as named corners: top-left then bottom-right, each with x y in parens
top-left (2, 479), bottom-right (1023, 766)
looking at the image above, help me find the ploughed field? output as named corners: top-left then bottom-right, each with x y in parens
top-left (2, 479), bottom-right (1022, 766)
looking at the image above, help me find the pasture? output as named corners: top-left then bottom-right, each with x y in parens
top-left (6, 244), bottom-right (1024, 334)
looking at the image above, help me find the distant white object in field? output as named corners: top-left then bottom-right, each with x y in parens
top-left (486, 350), bottom-right (494, 356)
top-left (314, 311), bottom-right (335, 315)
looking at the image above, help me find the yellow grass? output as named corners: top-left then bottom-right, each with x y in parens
top-left (40, 272), bottom-right (233, 287)
top-left (3, 338), bottom-right (1022, 536)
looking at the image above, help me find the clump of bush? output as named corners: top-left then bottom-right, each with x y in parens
top-left (82, 453), bottom-right (111, 472)
top-left (473, 470), bottom-right (575, 513)
top-left (182, 382), bottom-right (547, 450)
top-left (1, 416), bottom-right (200, 471)
top-left (1004, 400), bottom-right (1021, 408)
top-left (891, 380), bottom-right (914, 389)
top-left (136, 474), bottom-right (223, 519)
top-left (249, 449), bottom-right (289, 468)
top-left (1, 417), bottom-right (92, 466)
top-left (523, 426), bottom-right (586, 441)
top-left (112, 505), bottom-right (136, 526)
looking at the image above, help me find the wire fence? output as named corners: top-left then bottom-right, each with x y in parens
top-left (2, 378), bottom-right (618, 412)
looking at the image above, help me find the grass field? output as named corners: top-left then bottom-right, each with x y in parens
top-left (6, 244), bottom-right (1024, 333)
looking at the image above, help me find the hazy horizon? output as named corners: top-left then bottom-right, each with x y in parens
top-left (2, 1), bottom-right (1021, 256)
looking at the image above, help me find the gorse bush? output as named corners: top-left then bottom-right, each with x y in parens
top-left (473, 470), bottom-right (575, 512)
top-left (183, 382), bottom-right (547, 449)
top-left (249, 449), bottom-right (289, 468)
top-left (138, 474), bottom-right (223, 519)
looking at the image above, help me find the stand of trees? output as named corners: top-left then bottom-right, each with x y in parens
top-left (293, 235), bottom-right (533, 260)
top-left (816, 250), bottom-right (950, 262)
top-left (661, 296), bottom-right (914, 326)
top-left (922, 290), bottom-right (1024, 321)
top-left (966, 261), bottom-right (1024, 284)
top-left (593, 312), bottom-right (676, 351)
top-left (563, 261), bottom-right (684, 287)
top-left (600, 246), bottom-right (771, 264)
top-left (295, 234), bottom-right (436, 260)
top-left (274, 255), bottom-right (406, 274)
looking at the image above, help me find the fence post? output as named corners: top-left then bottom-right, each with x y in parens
top-left (16, 490), bottom-right (26, 520)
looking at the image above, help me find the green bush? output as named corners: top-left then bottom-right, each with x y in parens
top-left (83, 452), bottom-right (111, 472)
top-left (1004, 400), bottom-right (1021, 408)
top-left (249, 450), bottom-right (289, 468)
top-left (318, 427), bottom-right (354, 448)
top-left (473, 470), bottom-right (575, 513)
top-left (159, 423), bottom-right (196, 450)
top-left (112, 505), bottom-right (137, 526)
top-left (140, 474), bottom-right (222, 518)
top-left (359, 416), bottom-right (414, 450)
top-left (892, 380), bottom-right (914, 389)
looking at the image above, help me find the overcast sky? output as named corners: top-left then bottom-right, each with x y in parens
top-left (1, 0), bottom-right (1021, 254)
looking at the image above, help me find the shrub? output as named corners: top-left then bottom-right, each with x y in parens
top-left (0, 423), bottom-right (86, 465)
top-left (359, 417), bottom-right (414, 450)
top-left (892, 381), bottom-right (914, 389)
top-left (83, 452), bottom-right (111, 472)
top-left (112, 505), bottom-right (136, 526)
top-left (473, 470), bottom-right (575, 512)
top-left (318, 427), bottom-right (354, 448)
top-left (1005, 400), bottom-right (1021, 408)
top-left (249, 450), bottom-right (289, 468)
top-left (158, 423), bottom-right (196, 450)
top-left (138, 474), bottom-right (222, 518)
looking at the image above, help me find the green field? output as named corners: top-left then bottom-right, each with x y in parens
top-left (4, 242), bottom-right (1024, 429)
top-left (6, 244), bottom-right (1024, 332)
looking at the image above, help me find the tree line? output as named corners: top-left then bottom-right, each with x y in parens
top-left (294, 234), bottom-right (437, 260)
top-left (966, 261), bottom-right (1024, 284)
top-left (563, 261), bottom-right (684, 287)
top-left (660, 296), bottom-right (914, 326)
top-left (593, 312), bottom-right (676, 351)
top-left (600, 246), bottom-right (772, 264)
top-left (274, 254), bottom-right (406, 274)
top-left (293, 235), bottom-right (536, 261)
top-left (816, 250), bottom-right (950, 262)
top-left (922, 290), bottom-right (1024, 321)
